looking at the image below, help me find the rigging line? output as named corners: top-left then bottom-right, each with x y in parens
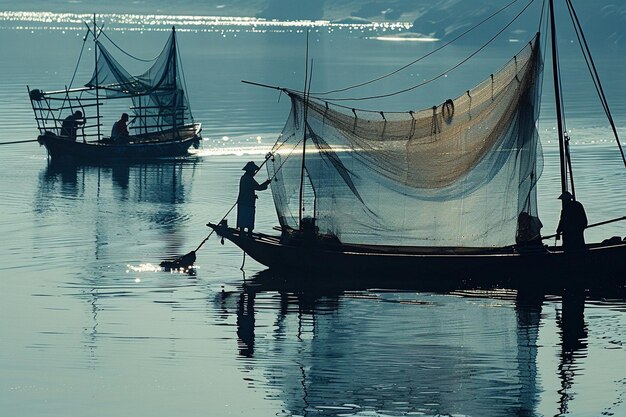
top-left (541, 4), bottom-right (549, 72)
top-left (69, 29), bottom-right (90, 89)
top-left (541, 215), bottom-right (626, 240)
top-left (285, 35), bottom-right (533, 115)
top-left (303, 30), bottom-right (310, 124)
top-left (97, 23), bottom-right (105, 40)
top-left (569, 22), bottom-right (610, 118)
top-left (538, 0), bottom-right (547, 34)
top-left (317, 0), bottom-right (537, 102)
top-left (271, 132), bottom-right (297, 157)
top-left (299, 29), bottom-right (311, 226)
top-left (565, 0), bottom-right (626, 168)
top-left (314, 0), bottom-right (525, 96)
top-left (306, 36), bottom-right (538, 114)
top-left (177, 42), bottom-right (193, 121)
top-left (557, 29), bottom-right (574, 196)
top-left (0, 139), bottom-right (39, 145)
top-left (99, 28), bottom-right (159, 62)
top-left (194, 114), bottom-right (303, 253)
top-left (565, 2), bottom-right (610, 120)
top-left (195, 133), bottom-right (307, 253)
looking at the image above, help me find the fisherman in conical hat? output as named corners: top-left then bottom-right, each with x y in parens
top-left (556, 191), bottom-right (588, 250)
top-left (237, 161), bottom-right (271, 236)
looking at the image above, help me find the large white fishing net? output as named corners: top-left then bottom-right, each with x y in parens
top-left (269, 36), bottom-right (543, 247)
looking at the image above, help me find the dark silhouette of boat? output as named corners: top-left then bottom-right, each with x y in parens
top-left (207, 1), bottom-right (626, 288)
top-left (28, 17), bottom-right (201, 161)
top-left (208, 222), bottom-right (626, 288)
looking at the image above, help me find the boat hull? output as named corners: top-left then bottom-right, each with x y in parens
top-left (209, 223), bottom-right (626, 289)
top-left (38, 126), bottom-right (201, 161)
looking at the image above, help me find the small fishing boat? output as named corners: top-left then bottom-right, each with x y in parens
top-left (28, 18), bottom-right (201, 161)
top-left (210, 0), bottom-right (626, 288)
top-left (209, 222), bottom-right (625, 288)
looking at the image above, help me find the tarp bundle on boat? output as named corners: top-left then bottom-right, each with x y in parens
top-left (268, 35), bottom-right (544, 247)
top-left (86, 30), bottom-right (192, 135)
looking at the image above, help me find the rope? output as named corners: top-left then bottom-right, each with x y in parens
top-left (541, 215), bottom-right (626, 240)
top-left (292, 33), bottom-right (537, 115)
top-left (177, 41), bottom-right (194, 122)
top-left (240, 252), bottom-right (246, 271)
top-left (0, 139), bottom-right (39, 145)
top-left (192, 129), bottom-right (306, 254)
top-left (565, 0), bottom-right (626, 169)
top-left (538, 0), bottom-right (547, 34)
top-left (319, 0), bottom-right (537, 102)
top-left (99, 28), bottom-right (160, 62)
top-left (314, 0), bottom-right (524, 96)
top-left (69, 30), bottom-right (89, 88)
top-left (550, 11), bottom-right (574, 195)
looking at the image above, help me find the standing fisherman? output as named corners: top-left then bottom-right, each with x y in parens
top-left (556, 191), bottom-right (588, 250)
top-left (237, 161), bottom-right (271, 236)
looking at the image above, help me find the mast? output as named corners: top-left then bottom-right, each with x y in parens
top-left (172, 26), bottom-right (178, 138)
top-left (93, 14), bottom-right (101, 141)
top-left (298, 30), bottom-right (310, 229)
top-left (549, 0), bottom-right (568, 196)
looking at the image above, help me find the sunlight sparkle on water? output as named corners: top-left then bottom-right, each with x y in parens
top-left (0, 11), bottom-right (412, 34)
top-left (127, 263), bottom-right (162, 273)
top-left (373, 36), bottom-right (439, 42)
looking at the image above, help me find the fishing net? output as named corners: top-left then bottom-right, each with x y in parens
top-left (86, 30), bottom-right (192, 135)
top-left (268, 36), bottom-right (544, 247)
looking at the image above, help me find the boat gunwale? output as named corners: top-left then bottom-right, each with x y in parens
top-left (210, 223), bottom-right (626, 259)
top-left (39, 122), bottom-right (201, 148)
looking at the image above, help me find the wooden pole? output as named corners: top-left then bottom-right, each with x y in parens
top-left (298, 30), bottom-right (310, 229)
top-left (549, 0), bottom-right (568, 200)
top-left (93, 14), bottom-right (102, 141)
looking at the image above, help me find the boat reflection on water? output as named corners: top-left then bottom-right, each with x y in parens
top-left (33, 158), bottom-right (202, 361)
top-left (213, 270), bottom-right (609, 417)
top-left (38, 157), bottom-right (198, 202)
top-left (36, 157), bottom-right (197, 225)
top-left (34, 157), bottom-right (200, 272)
top-left (556, 284), bottom-right (588, 416)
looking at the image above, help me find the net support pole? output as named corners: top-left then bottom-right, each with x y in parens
top-left (549, 0), bottom-right (568, 198)
top-left (93, 14), bottom-right (102, 141)
top-left (298, 30), bottom-right (310, 229)
top-left (172, 27), bottom-right (178, 140)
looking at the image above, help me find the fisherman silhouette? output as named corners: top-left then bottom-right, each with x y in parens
top-left (237, 161), bottom-right (271, 236)
top-left (111, 113), bottom-right (130, 143)
top-left (556, 191), bottom-right (588, 251)
top-left (60, 110), bottom-right (84, 141)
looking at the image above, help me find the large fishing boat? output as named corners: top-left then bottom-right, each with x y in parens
top-left (28, 18), bottom-right (201, 161)
top-left (208, 0), bottom-right (626, 287)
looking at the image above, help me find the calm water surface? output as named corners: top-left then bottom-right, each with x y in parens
top-left (1, 9), bottom-right (625, 417)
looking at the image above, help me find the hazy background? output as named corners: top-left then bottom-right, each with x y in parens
top-left (1, 1), bottom-right (625, 417)
top-left (0, 0), bottom-right (623, 43)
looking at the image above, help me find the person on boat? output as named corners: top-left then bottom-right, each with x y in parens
top-left (237, 161), bottom-right (271, 236)
top-left (60, 110), bottom-right (84, 141)
top-left (111, 113), bottom-right (130, 143)
top-left (516, 211), bottom-right (543, 247)
top-left (556, 191), bottom-right (588, 251)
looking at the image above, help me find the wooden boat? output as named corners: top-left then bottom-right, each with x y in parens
top-left (35, 126), bottom-right (201, 160)
top-left (28, 18), bottom-right (201, 161)
top-left (209, 222), bottom-right (626, 288)
top-left (210, 0), bottom-right (626, 287)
